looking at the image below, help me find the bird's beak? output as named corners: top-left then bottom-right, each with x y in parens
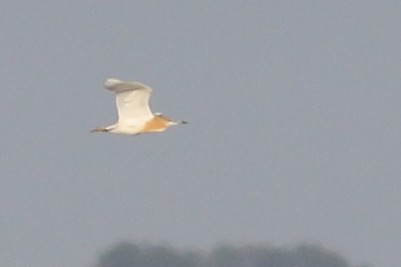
top-left (170, 120), bottom-right (188, 126)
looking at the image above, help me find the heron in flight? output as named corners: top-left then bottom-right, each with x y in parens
top-left (91, 78), bottom-right (187, 135)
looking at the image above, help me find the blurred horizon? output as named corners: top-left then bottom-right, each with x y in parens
top-left (93, 240), bottom-right (368, 267)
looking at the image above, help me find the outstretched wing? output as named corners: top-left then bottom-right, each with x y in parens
top-left (104, 79), bottom-right (153, 124)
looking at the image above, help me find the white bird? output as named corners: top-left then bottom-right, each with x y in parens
top-left (91, 78), bottom-right (187, 135)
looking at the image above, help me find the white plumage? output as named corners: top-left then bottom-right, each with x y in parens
top-left (91, 78), bottom-right (187, 135)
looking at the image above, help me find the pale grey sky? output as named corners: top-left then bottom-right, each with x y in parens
top-left (1, 1), bottom-right (401, 267)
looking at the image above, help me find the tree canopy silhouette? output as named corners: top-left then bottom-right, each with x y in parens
top-left (95, 242), bottom-right (368, 267)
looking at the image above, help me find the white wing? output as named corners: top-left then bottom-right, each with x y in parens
top-left (104, 79), bottom-right (153, 124)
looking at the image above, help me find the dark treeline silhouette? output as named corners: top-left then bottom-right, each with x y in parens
top-left (95, 242), bottom-right (370, 267)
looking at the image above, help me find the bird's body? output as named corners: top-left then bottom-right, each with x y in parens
top-left (91, 78), bottom-right (187, 135)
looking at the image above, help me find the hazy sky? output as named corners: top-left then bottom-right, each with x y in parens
top-left (1, 1), bottom-right (401, 267)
